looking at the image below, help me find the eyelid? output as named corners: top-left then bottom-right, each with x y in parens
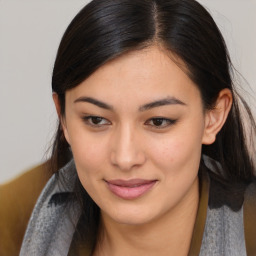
top-left (81, 115), bottom-right (177, 130)
top-left (144, 117), bottom-right (177, 129)
top-left (82, 115), bottom-right (111, 127)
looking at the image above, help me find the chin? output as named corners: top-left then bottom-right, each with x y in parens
top-left (101, 205), bottom-right (161, 226)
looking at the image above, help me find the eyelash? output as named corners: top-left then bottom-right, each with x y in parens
top-left (82, 116), bottom-right (177, 129)
top-left (144, 117), bottom-right (177, 129)
top-left (82, 116), bottom-right (111, 127)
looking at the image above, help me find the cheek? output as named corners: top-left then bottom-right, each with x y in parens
top-left (150, 138), bottom-right (189, 166)
top-left (148, 125), bottom-right (204, 172)
top-left (71, 136), bottom-right (108, 197)
top-left (67, 129), bottom-right (109, 179)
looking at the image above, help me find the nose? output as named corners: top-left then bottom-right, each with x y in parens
top-left (110, 125), bottom-right (146, 171)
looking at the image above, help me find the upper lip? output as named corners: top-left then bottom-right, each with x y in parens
top-left (105, 179), bottom-right (157, 187)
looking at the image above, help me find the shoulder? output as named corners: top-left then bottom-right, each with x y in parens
top-left (205, 164), bottom-right (256, 255)
top-left (0, 161), bottom-right (53, 256)
top-left (199, 163), bottom-right (256, 255)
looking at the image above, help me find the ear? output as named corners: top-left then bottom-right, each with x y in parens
top-left (52, 93), bottom-right (71, 144)
top-left (52, 92), bottom-right (61, 118)
top-left (202, 89), bottom-right (232, 145)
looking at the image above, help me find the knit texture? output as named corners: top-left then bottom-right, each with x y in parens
top-left (20, 159), bottom-right (248, 256)
top-left (19, 160), bottom-right (81, 256)
top-left (199, 206), bottom-right (246, 255)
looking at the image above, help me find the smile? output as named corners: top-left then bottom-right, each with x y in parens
top-left (105, 179), bottom-right (157, 200)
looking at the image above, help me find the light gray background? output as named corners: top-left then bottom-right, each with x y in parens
top-left (1, 0), bottom-right (255, 183)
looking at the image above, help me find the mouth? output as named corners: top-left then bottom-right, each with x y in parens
top-left (105, 179), bottom-right (157, 200)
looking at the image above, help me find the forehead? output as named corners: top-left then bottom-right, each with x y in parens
top-left (66, 46), bottom-right (201, 106)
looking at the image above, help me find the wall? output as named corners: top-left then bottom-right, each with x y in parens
top-left (0, 0), bottom-right (255, 183)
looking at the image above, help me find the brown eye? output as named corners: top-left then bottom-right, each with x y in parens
top-left (82, 116), bottom-right (111, 127)
top-left (152, 118), bottom-right (165, 126)
top-left (91, 116), bottom-right (104, 124)
top-left (145, 117), bottom-right (177, 129)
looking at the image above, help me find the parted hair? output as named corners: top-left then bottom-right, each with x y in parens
top-left (50, 0), bottom-right (256, 250)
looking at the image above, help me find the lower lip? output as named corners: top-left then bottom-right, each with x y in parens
top-left (106, 181), bottom-right (157, 200)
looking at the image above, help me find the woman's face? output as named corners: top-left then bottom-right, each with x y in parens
top-left (62, 46), bottom-right (210, 225)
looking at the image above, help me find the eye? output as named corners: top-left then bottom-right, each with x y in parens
top-left (82, 116), bottom-right (111, 127)
top-left (145, 117), bottom-right (177, 129)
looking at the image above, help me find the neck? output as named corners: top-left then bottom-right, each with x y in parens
top-left (94, 178), bottom-right (199, 256)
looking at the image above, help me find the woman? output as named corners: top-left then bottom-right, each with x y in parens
top-left (20, 0), bottom-right (256, 255)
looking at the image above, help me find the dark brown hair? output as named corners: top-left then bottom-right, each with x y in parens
top-left (50, 0), bottom-right (256, 250)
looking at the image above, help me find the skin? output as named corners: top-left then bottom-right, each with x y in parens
top-left (54, 46), bottom-right (232, 255)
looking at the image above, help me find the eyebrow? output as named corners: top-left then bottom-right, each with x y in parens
top-left (139, 97), bottom-right (186, 111)
top-left (74, 97), bottom-right (113, 110)
top-left (74, 96), bottom-right (186, 111)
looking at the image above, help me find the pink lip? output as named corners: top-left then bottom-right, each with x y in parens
top-left (106, 179), bottom-right (157, 200)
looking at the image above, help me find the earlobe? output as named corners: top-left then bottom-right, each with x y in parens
top-left (202, 89), bottom-right (232, 145)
